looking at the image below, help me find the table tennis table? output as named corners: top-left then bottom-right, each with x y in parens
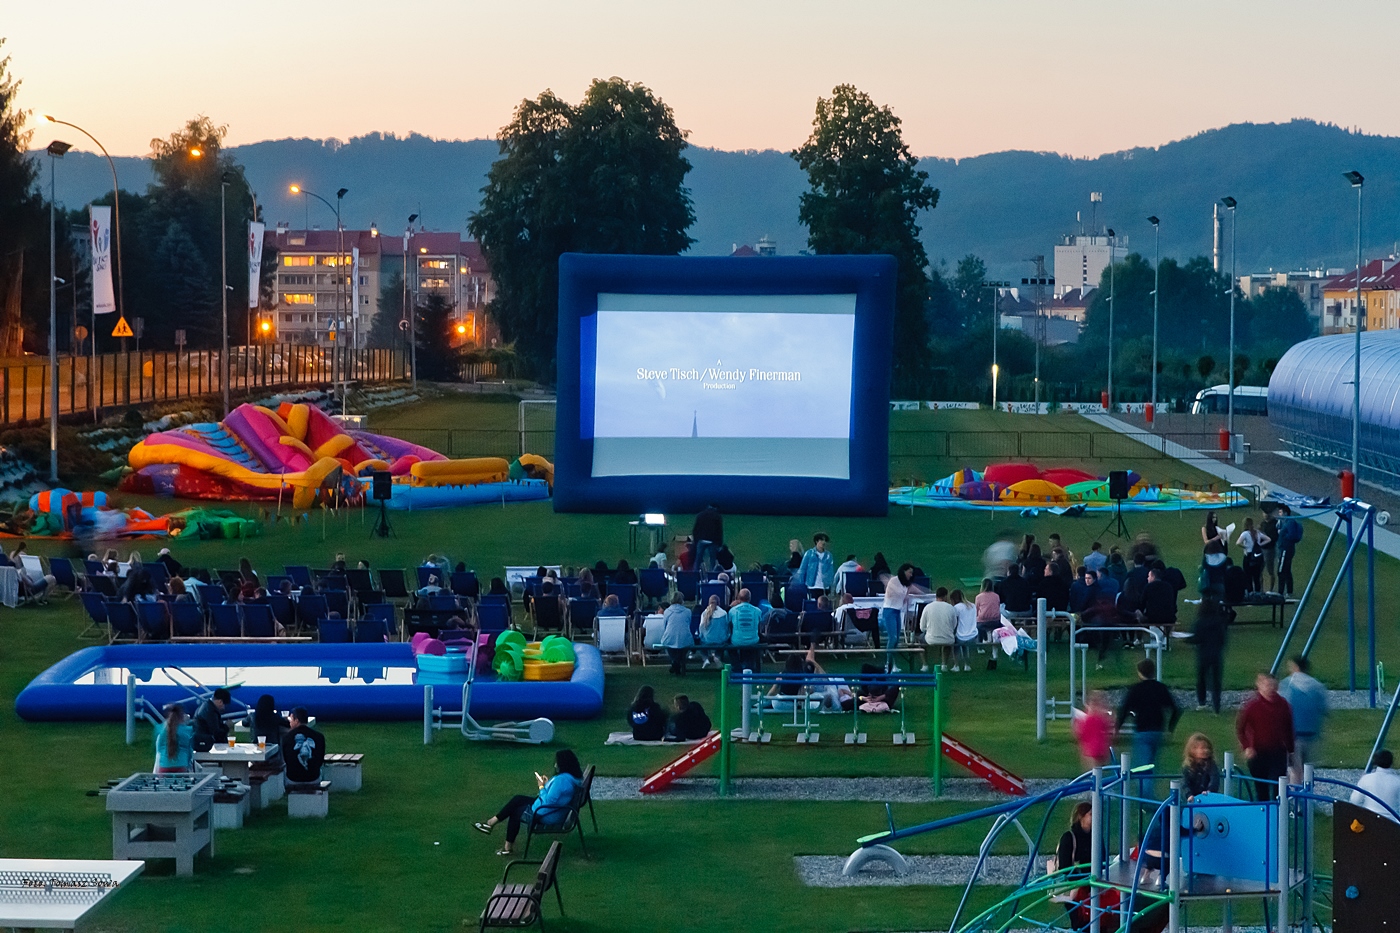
top-left (0, 857), bottom-right (144, 930)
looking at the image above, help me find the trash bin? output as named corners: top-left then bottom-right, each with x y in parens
top-left (1340, 469), bottom-right (1355, 500)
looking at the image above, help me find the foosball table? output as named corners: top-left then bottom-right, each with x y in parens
top-left (107, 772), bottom-right (217, 876)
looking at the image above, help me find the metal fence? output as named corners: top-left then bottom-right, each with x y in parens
top-left (890, 430), bottom-right (1227, 462)
top-left (386, 428), bottom-right (556, 460)
top-left (0, 346), bottom-right (409, 425)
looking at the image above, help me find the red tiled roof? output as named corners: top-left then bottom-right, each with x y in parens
top-left (1322, 259), bottom-right (1399, 291)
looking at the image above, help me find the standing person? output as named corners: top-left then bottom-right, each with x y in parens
top-left (868, 552), bottom-right (893, 586)
top-left (1181, 733), bottom-right (1221, 800)
top-left (881, 564), bottom-right (915, 672)
top-left (1276, 506), bottom-right (1303, 596)
top-left (1259, 510), bottom-right (1280, 593)
top-left (1047, 533), bottom-right (1077, 571)
top-left (1279, 655), bottom-right (1328, 784)
top-left (1115, 658), bottom-right (1182, 771)
top-left (951, 589), bottom-right (977, 672)
top-left (1074, 690), bottom-right (1113, 770)
top-left (1083, 542), bottom-right (1107, 575)
top-left (1137, 567), bottom-right (1179, 633)
top-left (692, 505), bottom-right (724, 572)
top-left (1236, 671), bottom-right (1294, 801)
top-left (785, 540), bottom-right (805, 573)
top-left (659, 593), bottom-right (695, 676)
top-left (796, 533), bottom-right (835, 597)
top-left (1351, 751), bottom-right (1400, 821)
top-left (154, 704), bottom-right (195, 773)
top-left (627, 686), bottom-right (667, 741)
top-left (473, 749), bottom-right (583, 857)
top-left (1236, 517), bottom-right (1270, 595)
top-left (919, 587), bottom-right (958, 673)
top-left (1183, 597), bottom-right (1229, 713)
top-left (974, 578), bottom-right (1002, 643)
top-left (1202, 510), bottom-right (1225, 549)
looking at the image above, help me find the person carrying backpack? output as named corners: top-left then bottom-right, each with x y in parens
top-left (1276, 507), bottom-right (1303, 597)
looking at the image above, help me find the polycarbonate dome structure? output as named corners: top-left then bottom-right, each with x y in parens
top-left (1268, 330), bottom-right (1400, 480)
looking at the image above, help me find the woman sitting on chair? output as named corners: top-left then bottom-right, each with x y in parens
top-left (473, 749), bottom-right (583, 856)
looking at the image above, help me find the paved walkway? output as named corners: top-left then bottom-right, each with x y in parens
top-left (1084, 413), bottom-right (1400, 560)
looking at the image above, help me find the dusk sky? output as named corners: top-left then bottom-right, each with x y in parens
top-left (9, 1), bottom-right (1399, 159)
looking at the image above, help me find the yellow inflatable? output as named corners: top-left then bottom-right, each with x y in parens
top-left (409, 457), bottom-right (511, 487)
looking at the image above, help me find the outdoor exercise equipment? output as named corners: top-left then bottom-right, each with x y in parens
top-left (423, 641), bottom-right (554, 745)
top-left (847, 756), bottom-right (1387, 933)
top-left (1271, 497), bottom-right (1379, 706)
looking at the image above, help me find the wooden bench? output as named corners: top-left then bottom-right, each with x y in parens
top-left (523, 765), bottom-right (595, 859)
top-left (322, 753), bottom-right (363, 792)
top-left (479, 841), bottom-right (564, 932)
top-left (286, 779), bottom-right (332, 818)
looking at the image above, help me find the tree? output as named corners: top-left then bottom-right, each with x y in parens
top-left (0, 41), bottom-right (47, 357)
top-left (792, 85), bottom-right (939, 397)
top-left (414, 293), bottom-right (458, 381)
top-left (367, 272), bottom-right (406, 349)
top-left (470, 78), bottom-right (695, 380)
top-left (1246, 286), bottom-right (1314, 347)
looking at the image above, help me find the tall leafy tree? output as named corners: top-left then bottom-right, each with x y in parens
top-left (414, 292), bottom-right (457, 381)
top-left (0, 40), bottom-right (49, 356)
top-left (792, 85), bottom-right (939, 396)
top-left (367, 271), bottom-right (406, 349)
top-left (470, 78), bottom-right (694, 380)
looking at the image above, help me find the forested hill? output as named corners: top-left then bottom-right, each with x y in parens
top-left (39, 119), bottom-right (1400, 278)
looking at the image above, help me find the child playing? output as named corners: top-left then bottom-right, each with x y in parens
top-left (1180, 732), bottom-right (1221, 801)
top-left (1073, 690), bottom-right (1113, 771)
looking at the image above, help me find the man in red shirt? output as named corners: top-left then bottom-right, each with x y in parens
top-left (1236, 671), bottom-right (1294, 800)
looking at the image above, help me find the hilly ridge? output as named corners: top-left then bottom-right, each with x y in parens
top-left (39, 120), bottom-right (1400, 280)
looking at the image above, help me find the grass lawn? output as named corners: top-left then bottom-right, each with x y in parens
top-left (0, 402), bottom-right (1390, 931)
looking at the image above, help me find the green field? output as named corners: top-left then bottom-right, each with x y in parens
top-left (0, 399), bottom-right (1390, 932)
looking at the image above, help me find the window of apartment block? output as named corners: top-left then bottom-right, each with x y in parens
top-left (284, 293), bottom-right (314, 305)
top-left (283, 256), bottom-right (314, 267)
top-left (420, 259), bottom-right (452, 270)
top-left (420, 277), bottom-right (449, 289)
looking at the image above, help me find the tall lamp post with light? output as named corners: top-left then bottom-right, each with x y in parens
top-left (1344, 171), bottom-right (1364, 482)
top-left (1219, 197), bottom-right (1237, 437)
top-left (404, 214), bottom-right (418, 388)
top-left (1106, 229), bottom-right (1116, 411)
top-left (984, 279), bottom-right (1009, 408)
top-left (290, 185), bottom-right (348, 383)
top-left (1147, 216), bottom-right (1160, 427)
top-left (46, 139), bottom-right (71, 481)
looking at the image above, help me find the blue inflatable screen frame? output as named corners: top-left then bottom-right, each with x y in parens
top-left (555, 253), bottom-right (895, 516)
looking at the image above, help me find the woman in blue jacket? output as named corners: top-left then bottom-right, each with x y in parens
top-left (154, 703), bottom-right (195, 773)
top-left (796, 533), bottom-right (836, 595)
top-left (474, 748), bottom-right (584, 856)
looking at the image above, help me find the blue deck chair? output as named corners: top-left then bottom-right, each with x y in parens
top-left (427, 594), bottom-right (460, 612)
top-left (49, 557), bottom-right (79, 593)
top-left (675, 571), bottom-right (701, 602)
top-left (318, 618), bottom-right (351, 643)
top-left (568, 598), bottom-right (598, 640)
top-left (135, 601), bottom-right (171, 640)
top-left (84, 559), bottom-right (106, 578)
top-left (612, 584), bottom-right (638, 617)
top-left (353, 619), bottom-right (389, 643)
top-left (842, 571), bottom-right (871, 597)
top-left (379, 569), bottom-right (411, 601)
top-left (268, 593), bottom-right (296, 631)
top-left (170, 601), bottom-right (206, 638)
top-left (104, 601), bottom-right (140, 642)
top-left (783, 583), bottom-right (808, 613)
top-left (639, 568), bottom-right (669, 607)
top-left (800, 610), bottom-right (835, 647)
top-left (363, 603), bottom-right (396, 626)
top-left (79, 591), bottom-right (108, 638)
top-left (298, 594), bottom-right (329, 630)
top-left (323, 590), bottom-right (349, 620)
top-left (210, 603), bottom-right (242, 638)
top-left (285, 566), bottom-right (313, 589)
top-left (346, 568), bottom-right (375, 598)
top-left (477, 601), bottom-right (510, 634)
top-left (763, 611), bottom-right (800, 649)
top-left (698, 582), bottom-right (728, 607)
top-left (242, 604), bottom-right (276, 638)
top-left (89, 573), bottom-right (118, 598)
top-left (264, 575), bottom-right (292, 595)
top-left (145, 562), bottom-right (170, 592)
top-left (416, 566), bottom-right (442, 589)
top-left (450, 571), bottom-right (480, 599)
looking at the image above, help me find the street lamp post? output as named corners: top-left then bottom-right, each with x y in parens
top-left (983, 280), bottom-right (1009, 408)
top-left (290, 185), bottom-right (348, 379)
top-left (46, 140), bottom-right (71, 482)
top-left (220, 173), bottom-right (230, 418)
top-left (405, 214), bottom-right (418, 388)
top-left (1344, 171), bottom-right (1364, 481)
top-left (1220, 197), bottom-right (1237, 437)
top-left (1148, 216), bottom-right (1160, 428)
top-left (1106, 229), bottom-right (1116, 411)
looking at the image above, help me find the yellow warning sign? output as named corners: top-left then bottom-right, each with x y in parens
top-left (111, 316), bottom-right (134, 338)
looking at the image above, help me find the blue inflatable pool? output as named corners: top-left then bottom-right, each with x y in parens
top-left (385, 479), bottom-right (550, 510)
top-left (16, 642), bottom-right (604, 722)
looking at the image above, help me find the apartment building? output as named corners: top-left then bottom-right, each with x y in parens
top-left (267, 226), bottom-right (494, 347)
top-left (1237, 270), bottom-right (1327, 322)
top-left (1320, 259), bottom-right (1400, 334)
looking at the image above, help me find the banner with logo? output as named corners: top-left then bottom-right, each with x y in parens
top-left (88, 206), bottom-right (116, 314)
top-left (351, 246), bottom-right (360, 320)
top-left (247, 221), bottom-right (265, 309)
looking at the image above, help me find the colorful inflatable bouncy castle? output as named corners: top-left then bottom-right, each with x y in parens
top-left (891, 462), bottom-right (1243, 512)
top-left (12, 488), bottom-right (172, 539)
top-left (123, 402), bottom-right (554, 510)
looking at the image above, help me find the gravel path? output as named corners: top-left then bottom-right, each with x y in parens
top-left (593, 770), bottom-right (1366, 803)
top-left (795, 854), bottom-right (1041, 888)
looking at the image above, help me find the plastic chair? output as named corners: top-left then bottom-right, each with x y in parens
top-left (318, 618), bottom-right (351, 643)
top-left (104, 601), bottom-right (140, 642)
top-left (210, 603), bottom-right (242, 638)
top-left (135, 601), bottom-right (171, 640)
top-left (170, 601), bottom-right (206, 638)
top-left (242, 604), bottom-right (276, 638)
top-left (354, 619), bottom-right (389, 643)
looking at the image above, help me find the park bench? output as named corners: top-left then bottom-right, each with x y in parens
top-left (478, 841), bottom-right (564, 932)
top-left (323, 753), bottom-right (363, 792)
top-left (522, 766), bottom-right (595, 858)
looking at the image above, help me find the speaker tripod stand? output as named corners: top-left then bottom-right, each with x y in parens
top-left (371, 498), bottom-right (394, 538)
top-left (1099, 497), bottom-right (1129, 539)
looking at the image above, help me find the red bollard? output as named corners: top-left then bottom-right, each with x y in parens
top-left (1340, 469), bottom-right (1355, 500)
top-left (1145, 402), bottom-right (1155, 424)
top-left (1100, 390), bottom-right (1110, 410)
top-left (1218, 428), bottom-right (1230, 452)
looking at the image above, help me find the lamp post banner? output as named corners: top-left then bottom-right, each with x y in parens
top-left (352, 245), bottom-right (360, 321)
top-left (247, 221), bottom-right (265, 309)
top-left (88, 205), bottom-right (115, 314)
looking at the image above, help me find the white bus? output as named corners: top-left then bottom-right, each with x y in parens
top-left (1191, 385), bottom-right (1269, 416)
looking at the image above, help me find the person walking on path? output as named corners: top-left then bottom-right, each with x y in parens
top-left (1115, 658), bottom-right (1182, 771)
top-left (1279, 655), bottom-right (1328, 784)
top-left (1236, 671), bottom-right (1294, 801)
top-left (1183, 596), bottom-right (1230, 713)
